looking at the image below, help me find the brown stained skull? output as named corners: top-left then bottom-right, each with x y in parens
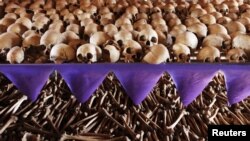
top-left (226, 48), bottom-right (248, 62)
top-left (197, 46), bottom-right (221, 62)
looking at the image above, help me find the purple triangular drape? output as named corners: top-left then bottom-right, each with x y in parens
top-left (0, 64), bottom-right (249, 105)
top-left (114, 69), bottom-right (163, 104)
top-left (0, 65), bottom-right (52, 101)
top-left (168, 69), bottom-right (217, 106)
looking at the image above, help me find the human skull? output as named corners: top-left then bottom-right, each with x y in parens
top-left (225, 21), bottom-right (246, 34)
top-left (76, 43), bottom-right (102, 63)
top-left (216, 3), bottom-right (229, 15)
top-left (199, 14), bottom-right (216, 25)
top-left (84, 23), bottom-right (101, 37)
top-left (57, 31), bottom-right (80, 44)
top-left (202, 34), bottom-right (230, 50)
top-left (50, 43), bottom-right (75, 64)
top-left (122, 40), bottom-right (142, 63)
top-left (190, 8), bottom-right (207, 18)
top-left (0, 32), bottom-right (22, 49)
top-left (163, 4), bottom-right (175, 14)
top-left (187, 22), bottom-right (207, 38)
top-left (16, 17), bottom-right (32, 29)
top-left (7, 23), bottom-right (28, 35)
top-left (103, 44), bottom-right (120, 63)
top-left (172, 43), bottom-right (191, 62)
top-left (6, 46), bottom-right (24, 64)
top-left (226, 48), bottom-right (248, 62)
top-left (22, 33), bottom-right (41, 48)
top-left (66, 23), bottom-right (80, 35)
top-left (104, 24), bottom-right (118, 38)
top-left (197, 46), bottom-right (221, 62)
top-left (40, 30), bottom-right (62, 49)
top-left (143, 44), bottom-right (170, 64)
top-left (185, 17), bottom-right (200, 27)
top-left (137, 28), bottom-right (158, 48)
top-left (208, 24), bottom-right (228, 35)
top-left (89, 32), bottom-right (111, 48)
top-left (175, 31), bottom-right (198, 50)
top-left (114, 29), bottom-right (133, 47)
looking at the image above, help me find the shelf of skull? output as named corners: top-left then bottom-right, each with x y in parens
top-left (0, 0), bottom-right (250, 64)
top-left (1, 0), bottom-right (250, 141)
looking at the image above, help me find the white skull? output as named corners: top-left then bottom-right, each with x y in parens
top-left (40, 30), bottom-right (61, 48)
top-left (104, 24), bottom-right (118, 38)
top-left (175, 31), bottom-right (198, 50)
top-left (84, 23), bottom-right (100, 37)
top-left (66, 23), bottom-right (80, 35)
top-left (76, 43), bottom-right (102, 63)
top-left (114, 30), bottom-right (133, 47)
top-left (58, 31), bottom-right (80, 44)
top-left (197, 46), bottom-right (220, 62)
top-left (50, 43), bottom-right (75, 64)
top-left (137, 28), bottom-right (158, 48)
top-left (103, 45), bottom-right (120, 63)
top-left (172, 43), bottom-right (191, 62)
top-left (6, 46), bottom-right (24, 64)
top-left (187, 22), bottom-right (207, 38)
top-left (122, 40), bottom-right (142, 62)
top-left (226, 48), bottom-right (247, 62)
top-left (143, 44), bottom-right (170, 64)
top-left (89, 32), bottom-right (111, 47)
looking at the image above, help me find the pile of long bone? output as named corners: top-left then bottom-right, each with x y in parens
top-left (1, 0), bottom-right (250, 64)
top-left (0, 72), bottom-right (250, 141)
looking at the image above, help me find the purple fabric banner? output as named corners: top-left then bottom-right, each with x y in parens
top-left (168, 69), bottom-right (217, 106)
top-left (0, 65), bottom-right (53, 101)
top-left (224, 70), bottom-right (250, 105)
top-left (57, 65), bottom-right (108, 103)
top-left (0, 64), bottom-right (249, 106)
top-left (114, 69), bottom-right (163, 104)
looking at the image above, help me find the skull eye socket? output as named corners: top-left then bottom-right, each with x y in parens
top-left (140, 35), bottom-right (146, 41)
top-left (77, 54), bottom-right (84, 60)
top-left (151, 37), bottom-right (157, 43)
top-left (87, 53), bottom-right (93, 59)
top-left (215, 57), bottom-right (220, 62)
top-left (126, 47), bottom-right (132, 54)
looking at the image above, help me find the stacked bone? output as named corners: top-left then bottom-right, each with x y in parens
top-left (0, 72), bottom-right (250, 140)
top-left (0, 0), bottom-right (250, 64)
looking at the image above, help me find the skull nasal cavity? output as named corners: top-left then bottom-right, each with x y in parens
top-left (146, 40), bottom-right (150, 46)
top-left (87, 53), bottom-right (93, 59)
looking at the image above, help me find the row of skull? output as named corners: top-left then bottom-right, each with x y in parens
top-left (1, 0), bottom-right (250, 64)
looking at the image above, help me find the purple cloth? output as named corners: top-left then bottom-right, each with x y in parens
top-left (0, 63), bottom-right (249, 106)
